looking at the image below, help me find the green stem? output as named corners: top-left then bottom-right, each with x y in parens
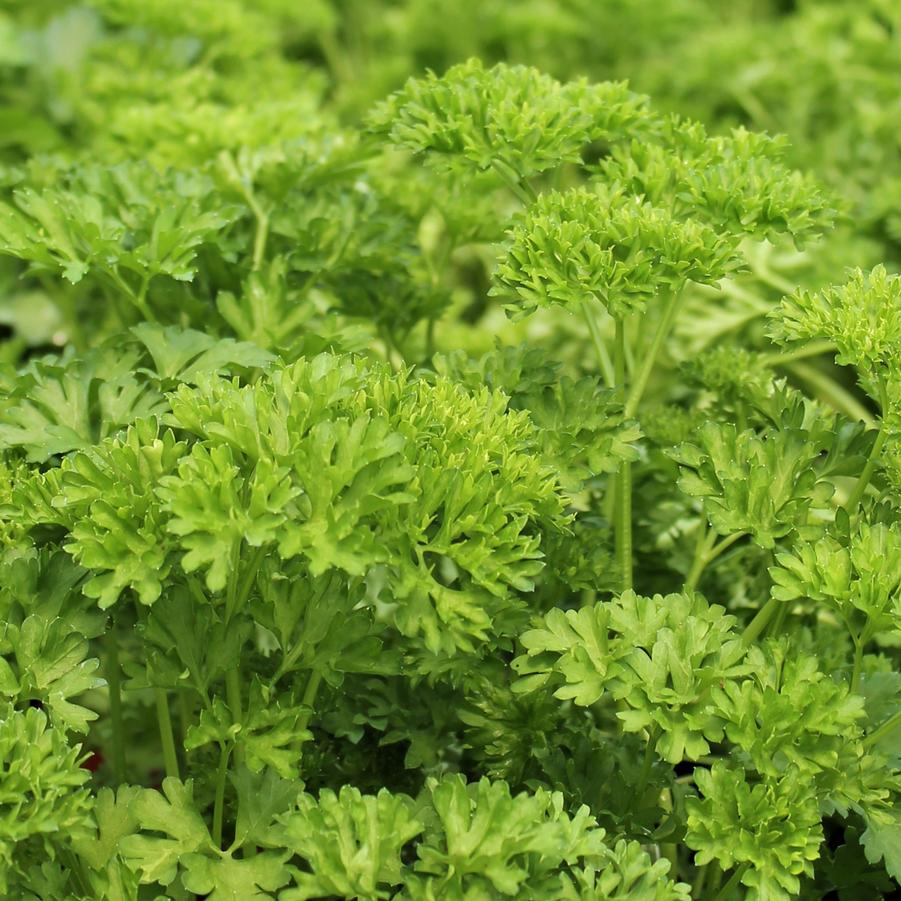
top-left (846, 423), bottom-right (888, 513)
top-left (234, 546), bottom-right (265, 618)
top-left (741, 596), bottom-right (780, 648)
top-left (851, 637), bottom-right (864, 694)
top-left (768, 598), bottom-right (789, 637)
top-left (226, 666), bottom-right (244, 769)
top-left (761, 339), bottom-right (835, 367)
top-left (379, 325), bottom-right (400, 371)
top-left (105, 630), bottom-right (126, 784)
top-left (735, 397), bottom-right (747, 433)
top-left (709, 532), bottom-right (746, 560)
top-left (618, 459), bottom-right (633, 591)
top-left (490, 160), bottom-right (538, 205)
top-left (692, 863), bottom-right (709, 897)
top-left (317, 30), bottom-right (353, 86)
top-left (786, 361), bottom-right (876, 427)
top-left (297, 670), bottom-right (323, 735)
top-left (749, 260), bottom-right (796, 296)
top-left (226, 668), bottom-right (243, 724)
top-left (635, 726), bottom-right (660, 799)
top-left (713, 862), bottom-right (749, 901)
top-left (580, 301), bottom-right (616, 387)
top-left (425, 316), bottom-right (436, 360)
top-left (624, 289), bottom-right (682, 419)
top-left (251, 205), bottom-right (269, 271)
top-left (178, 691), bottom-right (195, 756)
top-left (685, 525), bottom-right (715, 592)
top-left (61, 849), bottom-right (93, 897)
top-left (135, 272), bottom-right (153, 321)
top-left (212, 743), bottom-right (231, 848)
top-left (154, 688), bottom-right (181, 781)
top-left (220, 150), bottom-right (270, 271)
top-left (613, 317), bottom-right (633, 591)
top-left (864, 710), bottom-right (901, 749)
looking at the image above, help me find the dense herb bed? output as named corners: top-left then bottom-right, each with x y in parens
top-left (0, 2), bottom-right (899, 899)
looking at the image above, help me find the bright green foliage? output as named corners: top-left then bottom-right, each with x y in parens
top-left (370, 59), bottom-right (650, 180)
top-left (70, 785), bottom-right (141, 897)
top-left (185, 681), bottom-right (311, 778)
top-left (494, 187), bottom-right (741, 318)
top-left (32, 419), bottom-right (186, 608)
top-left (686, 763), bottom-right (823, 899)
top-left (1, 4), bottom-right (900, 899)
top-left (0, 705), bottom-right (94, 892)
top-left (597, 120), bottom-right (835, 245)
top-left (404, 775), bottom-right (677, 899)
top-left (18, 354), bottom-right (565, 663)
top-left (0, 325), bottom-right (271, 462)
top-left (557, 840), bottom-right (691, 900)
top-left (514, 591), bottom-right (748, 762)
top-left (769, 265), bottom-right (901, 410)
top-left (1, 614), bottom-right (103, 733)
top-left (435, 344), bottom-right (642, 490)
top-left (771, 518), bottom-right (901, 642)
top-left (119, 778), bottom-right (213, 886)
top-left (277, 785), bottom-right (422, 900)
top-left (714, 641), bottom-right (865, 777)
top-left (0, 163), bottom-right (238, 293)
top-left (0, 346), bottom-right (164, 461)
top-left (669, 418), bottom-right (835, 548)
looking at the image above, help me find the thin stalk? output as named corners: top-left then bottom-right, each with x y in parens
top-left (114, 269), bottom-right (156, 323)
top-left (623, 315), bottom-right (636, 378)
top-left (580, 302), bottom-right (616, 387)
top-left (864, 710), bottom-right (901, 749)
top-left (713, 863), bottom-right (749, 901)
top-left (233, 546), bottom-right (265, 618)
top-left (251, 206), bottom-right (269, 271)
top-left (490, 160), bottom-right (538, 205)
top-left (618, 459), bottom-right (633, 591)
top-left (748, 260), bottom-right (796, 296)
top-left (768, 598), bottom-right (789, 637)
top-left (846, 423), bottom-right (888, 512)
top-left (379, 325), bottom-right (400, 371)
top-left (851, 637), bottom-right (864, 694)
top-left (226, 668), bottom-right (243, 724)
top-left (650, 810), bottom-right (684, 869)
top-left (735, 397), bottom-right (748, 433)
top-left (685, 525), bottom-right (715, 592)
top-left (135, 272), bottom-right (152, 321)
top-left (709, 532), bottom-right (745, 561)
top-left (226, 667), bottom-right (245, 769)
top-left (297, 670), bottom-right (324, 735)
top-left (105, 630), bottom-right (126, 784)
top-left (741, 596), bottom-right (780, 647)
top-left (317, 30), bottom-right (353, 86)
top-left (635, 727), bottom-right (660, 799)
top-left (787, 361), bottom-right (875, 427)
top-left (692, 863), bottom-right (709, 897)
top-left (178, 691), bottom-right (193, 761)
top-left (154, 688), bottom-right (181, 781)
top-left (760, 339), bottom-right (835, 367)
top-left (61, 849), bottom-right (93, 897)
top-left (613, 317), bottom-right (633, 590)
top-left (425, 316), bottom-right (436, 360)
top-left (212, 743), bottom-right (231, 848)
top-left (624, 289), bottom-right (682, 419)
top-left (222, 151), bottom-right (270, 272)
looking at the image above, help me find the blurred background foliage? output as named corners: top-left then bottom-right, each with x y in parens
top-left (0, 0), bottom-right (898, 367)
